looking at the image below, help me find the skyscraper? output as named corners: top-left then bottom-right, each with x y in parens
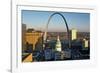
top-left (26, 29), bottom-right (43, 51)
top-left (71, 29), bottom-right (77, 40)
top-left (83, 39), bottom-right (89, 48)
top-left (22, 24), bottom-right (26, 51)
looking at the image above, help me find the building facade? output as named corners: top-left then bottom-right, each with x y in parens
top-left (22, 24), bottom-right (26, 51)
top-left (71, 29), bottom-right (77, 40)
top-left (25, 31), bottom-right (43, 51)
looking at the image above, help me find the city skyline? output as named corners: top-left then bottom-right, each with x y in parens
top-left (22, 10), bottom-right (90, 32)
top-left (22, 11), bottom-right (90, 62)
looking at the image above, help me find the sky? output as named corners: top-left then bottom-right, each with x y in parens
top-left (22, 10), bottom-right (90, 32)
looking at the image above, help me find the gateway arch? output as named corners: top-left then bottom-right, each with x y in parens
top-left (44, 12), bottom-right (71, 48)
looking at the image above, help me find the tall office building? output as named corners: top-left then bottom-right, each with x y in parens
top-left (83, 39), bottom-right (89, 48)
top-left (22, 24), bottom-right (26, 51)
top-left (71, 29), bottom-right (77, 40)
top-left (26, 29), bottom-right (43, 51)
top-left (55, 35), bottom-right (62, 52)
